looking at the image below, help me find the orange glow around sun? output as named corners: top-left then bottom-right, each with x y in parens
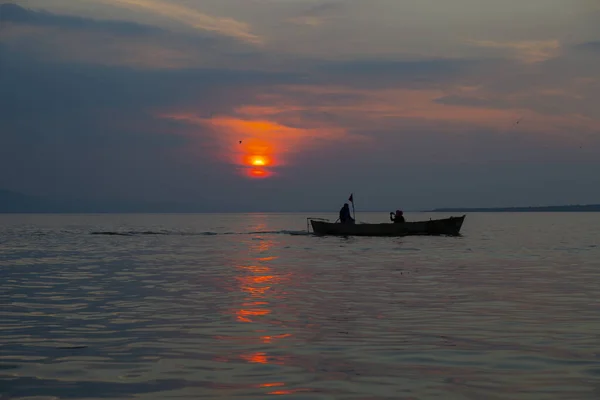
top-left (212, 117), bottom-right (312, 179)
top-left (238, 143), bottom-right (276, 178)
top-left (244, 155), bottom-right (272, 178)
top-left (161, 112), bottom-right (350, 180)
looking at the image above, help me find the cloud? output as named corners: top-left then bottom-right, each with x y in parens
top-left (96, 0), bottom-right (262, 44)
top-left (468, 39), bottom-right (562, 63)
top-left (309, 57), bottom-right (484, 89)
top-left (263, 85), bottom-right (600, 140)
top-left (0, 3), bottom-right (264, 69)
top-left (0, 40), bottom-right (307, 200)
top-left (429, 41), bottom-right (600, 123)
top-left (0, 2), bottom-right (160, 35)
top-left (578, 41), bottom-right (600, 51)
top-left (160, 109), bottom-right (359, 177)
top-left (1, 3), bottom-right (600, 209)
top-left (287, 1), bottom-right (343, 26)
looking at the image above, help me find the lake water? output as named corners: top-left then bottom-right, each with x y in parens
top-left (1, 212), bottom-right (600, 399)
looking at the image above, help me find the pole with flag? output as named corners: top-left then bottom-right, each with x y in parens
top-left (348, 193), bottom-right (355, 222)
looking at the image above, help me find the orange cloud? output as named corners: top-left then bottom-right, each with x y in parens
top-left (162, 108), bottom-right (357, 177)
top-left (162, 80), bottom-right (600, 176)
top-left (258, 85), bottom-right (600, 140)
top-left (209, 116), bottom-right (348, 158)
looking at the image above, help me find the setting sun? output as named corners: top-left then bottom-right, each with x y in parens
top-left (242, 155), bottom-right (273, 178)
top-left (250, 156), bottom-right (267, 166)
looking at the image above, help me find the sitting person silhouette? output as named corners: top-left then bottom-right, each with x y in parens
top-left (390, 210), bottom-right (405, 223)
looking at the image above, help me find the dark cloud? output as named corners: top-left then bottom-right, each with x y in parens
top-left (0, 3), bottom-right (161, 36)
top-left (0, 3), bottom-right (267, 69)
top-left (316, 58), bottom-right (478, 76)
top-left (0, 45), bottom-right (302, 111)
top-left (309, 58), bottom-right (486, 89)
top-left (577, 41), bottom-right (600, 51)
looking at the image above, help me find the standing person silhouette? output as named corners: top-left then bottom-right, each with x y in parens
top-left (339, 203), bottom-right (354, 224)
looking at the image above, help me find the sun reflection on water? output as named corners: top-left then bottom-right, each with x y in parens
top-left (213, 218), bottom-right (304, 393)
top-left (240, 352), bottom-right (269, 364)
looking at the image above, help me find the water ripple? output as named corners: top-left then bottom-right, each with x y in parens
top-left (1, 213), bottom-right (600, 399)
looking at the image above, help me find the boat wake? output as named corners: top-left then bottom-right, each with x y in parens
top-left (90, 230), bottom-right (310, 237)
top-left (248, 230), bottom-right (309, 236)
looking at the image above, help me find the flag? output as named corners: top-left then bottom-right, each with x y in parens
top-left (348, 193), bottom-right (353, 203)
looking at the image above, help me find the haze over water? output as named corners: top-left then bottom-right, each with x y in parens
top-left (2, 212), bottom-right (600, 399)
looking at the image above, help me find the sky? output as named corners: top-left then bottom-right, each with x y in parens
top-left (0, 0), bottom-right (599, 211)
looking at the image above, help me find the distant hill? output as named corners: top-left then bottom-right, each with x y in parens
top-left (430, 204), bottom-right (600, 212)
top-left (0, 189), bottom-right (199, 213)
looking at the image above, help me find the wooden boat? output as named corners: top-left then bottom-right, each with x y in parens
top-left (308, 215), bottom-right (466, 237)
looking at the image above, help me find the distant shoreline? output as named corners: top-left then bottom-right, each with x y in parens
top-left (2, 207), bottom-right (600, 214)
top-left (429, 204), bottom-right (600, 212)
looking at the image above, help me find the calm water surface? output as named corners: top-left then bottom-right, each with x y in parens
top-left (1, 212), bottom-right (600, 399)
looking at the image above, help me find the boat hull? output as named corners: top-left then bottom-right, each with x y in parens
top-left (310, 215), bottom-right (466, 237)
